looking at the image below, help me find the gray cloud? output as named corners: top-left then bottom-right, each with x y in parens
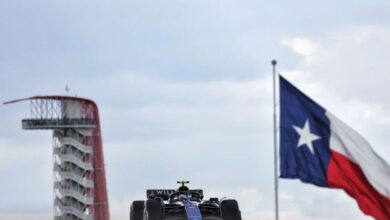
top-left (1, 0), bottom-right (390, 219)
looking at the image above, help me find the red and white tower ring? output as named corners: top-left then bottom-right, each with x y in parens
top-left (5, 96), bottom-right (110, 220)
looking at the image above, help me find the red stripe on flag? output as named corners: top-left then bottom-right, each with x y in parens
top-left (327, 150), bottom-right (390, 220)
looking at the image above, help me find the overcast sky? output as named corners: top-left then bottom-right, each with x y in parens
top-left (1, 1), bottom-right (390, 220)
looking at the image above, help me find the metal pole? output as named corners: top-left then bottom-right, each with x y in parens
top-left (272, 59), bottom-right (279, 220)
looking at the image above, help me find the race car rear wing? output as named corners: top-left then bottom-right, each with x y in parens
top-left (146, 189), bottom-right (203, 200)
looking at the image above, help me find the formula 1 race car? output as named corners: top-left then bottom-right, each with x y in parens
top-left (130, 181), bottom-right (242, 220)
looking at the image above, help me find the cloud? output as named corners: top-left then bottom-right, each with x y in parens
top-left (0, 213), bottom-right (51, 220)
top-left (281, 38), bottom-right (318, 58)
top-left (3, 24), bottom-right (389, 219)
top-left (1, 0), bottom-right (390, 219)
top-left (281, 26), bottom-right (390, 105)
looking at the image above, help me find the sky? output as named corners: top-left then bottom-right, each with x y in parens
top-left (1, 0), bottom-right (390, 219)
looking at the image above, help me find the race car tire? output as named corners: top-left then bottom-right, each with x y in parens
top-left (144, 199), bottom-right (163, 220)
top-left (130, 200), bottom-right (145, 220)
top-left (220, 199), bottom-right (242, 220)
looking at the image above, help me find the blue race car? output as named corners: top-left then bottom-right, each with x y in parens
top-left (130, 181), bottom-right (242, 220)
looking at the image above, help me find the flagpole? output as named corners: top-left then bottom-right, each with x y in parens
top-left (272, 59), bottom-right (279, 220)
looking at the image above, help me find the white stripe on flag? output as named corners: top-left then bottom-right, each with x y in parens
top-left (326, 111), bottom-right (390, 198)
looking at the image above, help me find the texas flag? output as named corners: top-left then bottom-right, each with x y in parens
top-left (279, 75), bottom-right (390, 220)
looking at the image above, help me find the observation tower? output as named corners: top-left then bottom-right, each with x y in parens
top-left (4, 96), bottom-right (109, 220)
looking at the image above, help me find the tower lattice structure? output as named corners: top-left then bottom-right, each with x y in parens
top-left (5, 96), bottom-right (109, 220)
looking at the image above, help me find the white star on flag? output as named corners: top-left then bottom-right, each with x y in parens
top-left (293, 119), bottom-right (321, 154)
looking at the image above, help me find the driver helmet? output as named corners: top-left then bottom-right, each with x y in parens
top-left (177, 185), bottom-right (189, 192)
